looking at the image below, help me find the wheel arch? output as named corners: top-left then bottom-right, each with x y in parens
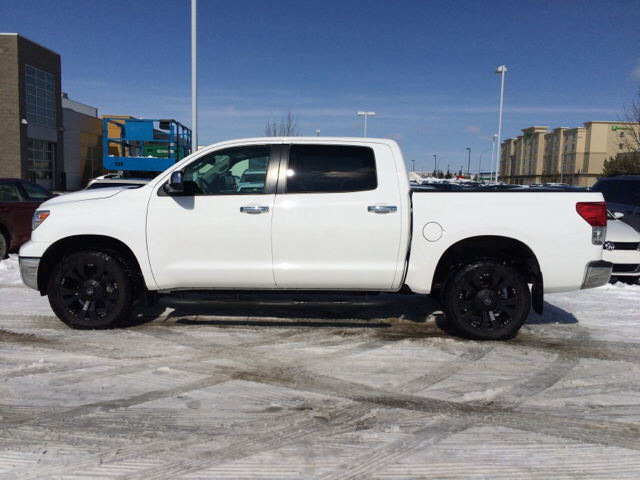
top-left (431, 235), bottom-right (544, 314)
top-left (37, 235), bottom-right (144, 295)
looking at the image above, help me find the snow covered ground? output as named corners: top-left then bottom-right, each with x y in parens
top-left (1, 254), bottom-right (640, 478)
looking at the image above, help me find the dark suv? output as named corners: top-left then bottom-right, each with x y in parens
top-left (591, 175), bottom-right (640, 232)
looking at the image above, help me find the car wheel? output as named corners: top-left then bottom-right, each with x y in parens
top-left (0, 230), bottom-right (8, 259)
top-left (442, 260), bottom-right (531, 340)
top-left (48, 251), bottom-right (136, 329)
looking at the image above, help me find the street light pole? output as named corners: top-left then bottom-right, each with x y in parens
top-left (357, 111), bottom-right (375, 137)
top-left (466, 147), bottom-right (471, 178)
top-left (191, 0), bottom-right (198, 150)
top-left (494, 65), bottom-right (507, 184)
top-left (479, 148), bottom-right (491, 179)
top-left (433, 155), bottom-right (437, 175)
top-left (412, 159), bottom-right (415, 172)
top-left (490, 134), bottom-right (498, 183)
top-left (316, 130), bottom-right (320, 136)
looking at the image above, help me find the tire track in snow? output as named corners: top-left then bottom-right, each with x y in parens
top-left (1, 374), bottom-right (232, 428)
top-left (321, 417), bottom-right (471, 480)
top-left (235, 366), bottom-right (640, 452)
top-left (98, 403), bottom-right (376, 480)
top-left (485, 354), bottom-right (578, 409)
top-left (397, 345), bottom-right (495, 394)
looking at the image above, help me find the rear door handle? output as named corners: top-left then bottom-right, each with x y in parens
top-left (368, 205), bottom-right (397, 214)
top-left (240, 206), bottom-right (269, 214)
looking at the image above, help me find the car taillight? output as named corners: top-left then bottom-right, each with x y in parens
top-left (576, 202), bottom-right (607, 245)
top-left (576, 202), bottom-right (607, 227)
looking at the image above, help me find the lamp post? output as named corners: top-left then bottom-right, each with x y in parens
top-left (560, 152), bottom-right (565, 183)
top-left (466, 147), bottom-right (471, 178)
top-left (433, 155), bottom-right (437, 175)
top-left (494, 65), bottom-right (506, 184)
top-left (357, 111), bottom-right (375, 137)
top-left (490, 134), bottom-right (498, 183)
top-left (316, 130), bottom-right (320, 136)
top-left (412, 159), bottom-right (415, 172)
top-left (191, 0), bottom-right (198, 149)
top-left (479, 148), bottom-right (491, 180)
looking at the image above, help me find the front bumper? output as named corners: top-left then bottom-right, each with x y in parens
top-left (19, 257), bottom-right (40, 290)
top-left (581, 260), bottom-right (613, 289)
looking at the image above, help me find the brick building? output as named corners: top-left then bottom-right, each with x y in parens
top-left (0, 34), bottom-right (64, 190)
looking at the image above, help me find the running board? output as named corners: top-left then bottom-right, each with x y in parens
top-left (158, 295), bottom-right (393, 309)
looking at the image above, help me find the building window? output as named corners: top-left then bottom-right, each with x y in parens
top-left (25, 65), bottom-right (56, 128)
top-left (620, 131), bottom-right (625, 138)
top-left (27, 140), bottom-right (55, 180)
top-left (620, 143), bottom-right (624, 150)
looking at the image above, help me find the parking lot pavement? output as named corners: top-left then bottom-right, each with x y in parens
top-left (1, 278), bottom-right (640, 478)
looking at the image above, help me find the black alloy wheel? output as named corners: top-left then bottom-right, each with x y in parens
top-left (48, 251), bottom-right (135, 329)
top-left (442, 260), bottom-right (531, 340)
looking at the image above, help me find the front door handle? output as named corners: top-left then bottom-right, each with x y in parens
top-left (240, 206), bottom-right (269, 214)
top-left (368, 205), bottom-right (397, 214)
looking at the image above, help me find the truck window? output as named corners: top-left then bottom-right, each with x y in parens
top-left (286, 145), bottom-right (377, 193)
top-left (183, 145), bottom-right (270, 195)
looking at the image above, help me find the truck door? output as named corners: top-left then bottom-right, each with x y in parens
top-left (271, 143), bottom-right (404, 289)
top-left (146, 144), bottom-right (280, 289)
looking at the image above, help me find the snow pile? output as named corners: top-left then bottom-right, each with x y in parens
top-left (0, 254), bottom-right (23, 285)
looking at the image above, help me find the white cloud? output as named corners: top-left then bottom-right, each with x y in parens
top-left (632, 60), bottom-right (640, 80)
top-left (386, 133), bottom-right (407, 141)
top-left (464, 125), bottom-right (481, 133)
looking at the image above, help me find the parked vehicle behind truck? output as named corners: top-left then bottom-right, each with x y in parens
top-left (19, 138), bottom-right (611, 340)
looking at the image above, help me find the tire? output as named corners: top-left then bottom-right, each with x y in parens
top-left (442, 260), bottom-right (531, 340)
top-left (0, 230), bottom-right (8, 260)
top-left (48, 251), bottom-right (136, 329)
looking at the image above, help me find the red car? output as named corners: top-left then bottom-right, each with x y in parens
top-left (0, 178), bottom-right (54, 259)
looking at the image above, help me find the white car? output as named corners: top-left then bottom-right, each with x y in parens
top-left (603, 211), bottom-right (640, 283)
top-left (236, 169), bottom-right (266, 193)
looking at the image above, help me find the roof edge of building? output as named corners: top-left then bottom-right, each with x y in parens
top-left (2, 33), bottom-right (62, 57)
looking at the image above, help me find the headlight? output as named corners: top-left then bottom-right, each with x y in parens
top-left (32, 210), bottom-right (50, 230)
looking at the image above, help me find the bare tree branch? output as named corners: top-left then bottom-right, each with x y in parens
top-left (264, 109), bottom-right (301, 137)
top-left (618, 85), bottom-right (640, 157)
top-left (603, 86), bottom-right (640, 175)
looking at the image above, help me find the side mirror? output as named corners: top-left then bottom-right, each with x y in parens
top-left (164, 171), bottom-right (184, 194)
top-left (613, 211), bottom-right (624, 219)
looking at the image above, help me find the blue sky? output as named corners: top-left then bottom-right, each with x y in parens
top-left (2, 0), bottom-right (639, 174)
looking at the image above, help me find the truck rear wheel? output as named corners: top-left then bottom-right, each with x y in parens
top-left (48, 251), bottom-right (135, 329)
top-left (442, 260), bottom-right (531, 340)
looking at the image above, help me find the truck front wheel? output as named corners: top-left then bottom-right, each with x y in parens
top-left (442, 260), bottom-right (531, 340)
top-left (48, 251), bottom-right (136, 329)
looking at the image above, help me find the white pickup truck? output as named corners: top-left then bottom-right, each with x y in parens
top-left (19, 138), bottom-right (612, 340)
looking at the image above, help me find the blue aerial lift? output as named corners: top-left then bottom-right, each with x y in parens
top-left (103, 118), bottom-right (192, 172)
